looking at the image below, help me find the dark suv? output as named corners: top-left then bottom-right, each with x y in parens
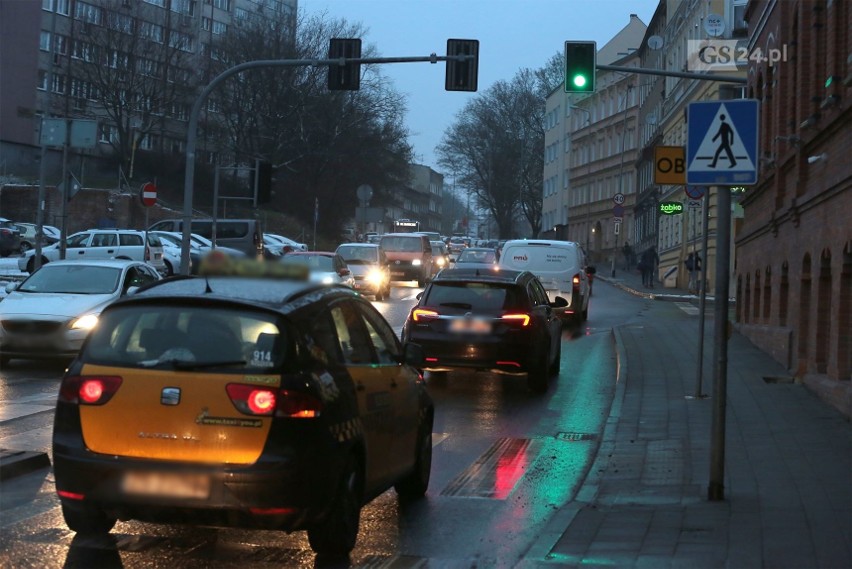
top-left (401, 268), bottom-right (566, 392)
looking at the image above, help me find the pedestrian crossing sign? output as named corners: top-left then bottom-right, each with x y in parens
top-left (686, 99), bottom-right (759, 185)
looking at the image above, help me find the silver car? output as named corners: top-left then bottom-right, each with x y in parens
top-left (0, 259), bottom-right (161, 365)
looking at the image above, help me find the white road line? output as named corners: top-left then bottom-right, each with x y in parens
top-left (0, 403), bottom-right (55, 423)
top-left (675, 302), bottom-right (700, 315)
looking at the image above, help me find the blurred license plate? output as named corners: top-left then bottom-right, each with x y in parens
top-left (122, 471), bottom-right (210, 499)
top-left (391, 271), bottom-right (404, 277)
top-left (449, 318), bottom-right (491, 334)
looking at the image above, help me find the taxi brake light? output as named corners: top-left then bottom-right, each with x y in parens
top-left (572, 274), bottom-right (581, 285)
top-left (412, 308), bottom-right (439, 322)
top-left (276, 389), bottom-right (323, 418)
top-left (57, 490), bottom-right (85, 501)
top-left (501, 313), bottom-right (530, 326)
top-left (59, 376), bottom-right (123, 405)
top-left (226, 384), bottom-right (276, 416)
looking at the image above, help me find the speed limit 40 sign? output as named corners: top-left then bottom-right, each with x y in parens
top-left (655, 146), bottom-right (685, 185)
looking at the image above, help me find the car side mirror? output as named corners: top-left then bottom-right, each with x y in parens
top-left (586, 266), bottom-right (597, 275)
top-left (125, 286), bottom-right (140, 296)
top-left (402, 342), bottom-right (425, 367)
top-left (5, 282), bottom-right (19, 293)
top-left (338, 268), bottom-right (350, 277)
top-left (415, 291), bottom-right (423, 300)
top-left (551, 296), bottom-right (569, 308)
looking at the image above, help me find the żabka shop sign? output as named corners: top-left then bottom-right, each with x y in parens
top-left (659, 201), bottom-right (684, 215)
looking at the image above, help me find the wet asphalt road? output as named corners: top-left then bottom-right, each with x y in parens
top-left (0, 279), bottom-right (645, 568)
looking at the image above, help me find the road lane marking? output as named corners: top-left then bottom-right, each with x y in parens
top-left (675, 302), bottom-right (699, 315)
top-left (441, 437), bottom-right (541, 499)
top-left (0, 403), bottom-right (55, 423)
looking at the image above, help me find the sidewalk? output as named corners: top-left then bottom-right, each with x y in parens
top-left (524, 278), bottom-right (852, 568)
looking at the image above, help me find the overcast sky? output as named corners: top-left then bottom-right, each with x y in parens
top-left (300, 0), bottom-right (658, 171)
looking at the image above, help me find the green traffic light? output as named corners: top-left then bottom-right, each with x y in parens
top-left (572, 75), bottom-right (587, 88)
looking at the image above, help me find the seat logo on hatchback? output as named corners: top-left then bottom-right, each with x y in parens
top-left (161, 387), bottom-right (181, 406)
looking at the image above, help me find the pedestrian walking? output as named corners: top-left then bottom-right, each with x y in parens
top-left (641, 246), bottom-right (659, 288)
top-left (686, 252), bottom-right (702, 293)
top-left (622, 242), bottom-right (633, 271)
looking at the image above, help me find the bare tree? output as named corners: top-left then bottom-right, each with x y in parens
top-left (68, 0), bottom-right (196, 180)
top-left (437, 68), bottom-right (547, 239)
top-left (208, 9), bottom-right (413, 236)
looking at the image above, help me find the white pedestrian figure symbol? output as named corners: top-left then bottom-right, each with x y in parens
top-left (709, 114), bottom-right (736, 169)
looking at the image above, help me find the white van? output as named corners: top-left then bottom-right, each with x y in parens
top-left (498, 239), bottom-right (591, 323)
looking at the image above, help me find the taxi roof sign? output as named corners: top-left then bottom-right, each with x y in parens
top-left (199, 251), bottom-right (309, 280)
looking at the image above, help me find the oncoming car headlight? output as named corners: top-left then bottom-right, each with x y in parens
top-left (436, 257), bottom-right (446, 267)
top-left (70, 313), bottom-right (99, 330)
top-left (366, 269), bottom-right (384, 285)
top-left (411, 259), bottom-right (422, 266)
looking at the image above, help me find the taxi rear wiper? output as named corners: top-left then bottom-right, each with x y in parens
top-left (139, 358), bottom-right (246, 370)
top-left (171, 359), bottom-right (246, 370)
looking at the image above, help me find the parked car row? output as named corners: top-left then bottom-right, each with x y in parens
top-left (0, 217), bottom-right (62, 256)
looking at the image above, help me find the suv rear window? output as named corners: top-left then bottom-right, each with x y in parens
top-left (381, 236), bottom-right (423, 252)
top-left (422, 282), bottom-right (527, 313)
top-left (84, 305), bottom-right (286, 371)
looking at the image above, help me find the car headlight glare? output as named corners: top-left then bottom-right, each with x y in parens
top-left (322, 276), bottom-right (334, 284)
top-left (436, 258), bottom-right (445, 266)
top-left (411, 259), bottom-right (422, 266)
top-left (71, 313), bottom-right (99, 330)
top-left (366, 269), bottom-right (383, 285)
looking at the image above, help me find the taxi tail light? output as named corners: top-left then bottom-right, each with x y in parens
top-left (59, 376), bottom-right (123, 405)
top-left (412, 307), bottom-right (439, 322)
top-left (501, 313), bottom-right (530, 327)
top-left (572, 274), bottom-right (581, 286)
top-left (276, 389), bottom-right (323, 418)
top-left (227, 384), bottom-right (277, 416)
top-left (57, 490), bottom-right (85, 501)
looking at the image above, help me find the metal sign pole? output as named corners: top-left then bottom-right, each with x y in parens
top-left (708, 186), bottom-right (731, 501)
top-left (692, 191), bottom-right (711, 398)
top-left (212, 166), bottom-right (219, 249)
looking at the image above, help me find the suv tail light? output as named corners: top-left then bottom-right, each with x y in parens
top-left (226, 384), bottom-right (323, 418)
top-left (59, 376), bottom-right (123, 405)
top-left (501, 313), bottom-right (530, 327)
top-left (412, 308), bottom-right (439, 322)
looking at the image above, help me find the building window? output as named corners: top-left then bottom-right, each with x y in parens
top-left (53, 34), bottom-right (68, 54)
top-left (43, 0), bottom-right (70, 14)
top-left (107, 12), bottom-right (134, 34)
top-left (168, 31), bottom-right (193, 52)
top-left (139, 21), bottom-right (164, 43)
top-left (212, 20), bottom-right (227, 35)
top-left (40, 31), bottom-right (51, 51)
top-left (201, 17), bottom-right (211, 31)
top-left (142, 0), bottom-right (166, 6)
top-left (37, 70), bottom-right (48, 91)
top-left (170, 0), bottom-right (194, 15)
top-left (51, 74), bottom-right (66, 94)
top-left (74, 1), bottom-right (103, 25)
top-left (208, 0), bottom-right (230, 10)
top-left (98, 123), bottom-right (117, 143)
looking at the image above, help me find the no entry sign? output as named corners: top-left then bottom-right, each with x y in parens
top-left (140, 182), bottom-right (157, 207)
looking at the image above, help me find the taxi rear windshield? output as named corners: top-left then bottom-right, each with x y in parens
top-left (83, 305), bottom-right (287, 371)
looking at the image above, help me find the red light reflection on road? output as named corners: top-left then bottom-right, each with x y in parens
top-left (493, 439), bottom-right (530, 499)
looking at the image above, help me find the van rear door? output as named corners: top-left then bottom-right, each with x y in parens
top-left (500, 242), bottom-right (580, 301)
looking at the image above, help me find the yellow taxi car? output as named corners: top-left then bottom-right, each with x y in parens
top-left (52, 257), bottom-right (433, 557)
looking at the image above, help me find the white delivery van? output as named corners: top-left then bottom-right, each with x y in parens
top-left (498, 239), bottom-right (591, 323)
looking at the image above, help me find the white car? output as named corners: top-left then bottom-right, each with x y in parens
top-left (266, 233), bottom-right (308, 252)
top-left (0, 259), bottom-right (161, 365)
top-left (18, 229), bottom-right (166, 275)
top-left (149, 231), bottom-right (244, 274)
top-left (280, 252), bottom-right (354, 288)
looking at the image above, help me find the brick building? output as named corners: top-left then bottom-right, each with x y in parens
top-left (736, 0), bottom-right (851, 416)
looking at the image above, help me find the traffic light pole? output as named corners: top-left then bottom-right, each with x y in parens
top-left (179, 53), bottom-right (474, 275)
top-left (596, 64), bottom-right (747, 84)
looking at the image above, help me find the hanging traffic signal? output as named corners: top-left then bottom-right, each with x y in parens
top-left (255, 161), bottom-right (272, 204)
top-left (328, 38), bottom-right (362, 91)
top-left (445, 39), bottom-right (479, 92)
top-left (564, 41), bottom-right (596, 93)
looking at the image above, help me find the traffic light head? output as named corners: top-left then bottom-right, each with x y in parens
top-left (328, 38), bottom-right (362, 91)
top-left (564, 41), bottom-right (596, 93)
top-left (445, 39), bottom-right (479, 92)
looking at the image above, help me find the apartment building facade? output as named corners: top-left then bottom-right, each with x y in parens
top-left (0, 0), bottom-right (297, 185)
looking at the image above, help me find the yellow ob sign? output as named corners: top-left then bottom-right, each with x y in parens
top-left (655, 146), bottom-right (686, 185)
